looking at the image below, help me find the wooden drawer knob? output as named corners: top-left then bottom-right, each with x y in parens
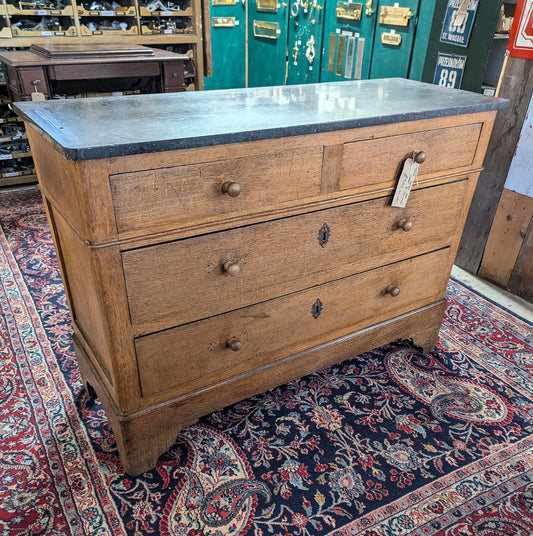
top-left (221, 180), bottom-right (241, 197)
top-left (223, 261), bottom-right (241, 276)
top-left (413, 151), bottom-right (426, 164)
top-left (386, 285), bottom-right (400, 297)
top-left (398, 218), bottom-right (413, 232)
top-left (226, 336), bottom-right (242, 351)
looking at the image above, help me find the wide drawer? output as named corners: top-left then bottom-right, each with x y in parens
top-left (339, 123), bottom-right (482, 191)
top-left (122, 180), bottom-right (468, 334)
top-left (135, 248), bottom-right (450, 398)
top-left (110, 147), bottom-right (323, 234)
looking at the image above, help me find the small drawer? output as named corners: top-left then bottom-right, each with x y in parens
top-left (122, 179), bottom-right (468, 334)
top-left (162, 60), bottom-right (187, 89)
top-left (135, 248), bottom-right (450, 398)
top-left (339, 123), bottom-right (482, 191)
top-left (110, 148), bottom-right (323, 234)
top-left (17, 68), bottom-right (49, 98)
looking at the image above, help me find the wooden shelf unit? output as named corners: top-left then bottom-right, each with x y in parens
top-left (0, 79), bottom-right (36, 187)
top-left (0, 0), bottom-right (204, 87)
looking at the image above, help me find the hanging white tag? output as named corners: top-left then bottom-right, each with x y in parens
top-left (31, 91), bottom-right (46, 102)
top-left (391, 157), bottom-right (419, 208)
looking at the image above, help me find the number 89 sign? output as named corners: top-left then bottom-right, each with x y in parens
top-left (432, 52), bottom-right (467, 89)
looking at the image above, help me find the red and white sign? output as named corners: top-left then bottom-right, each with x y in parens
top-left (508, 0), bottom-right (533, 59)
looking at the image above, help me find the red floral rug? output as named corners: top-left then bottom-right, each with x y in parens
top-left (1, 185), bottom-right (532, 536)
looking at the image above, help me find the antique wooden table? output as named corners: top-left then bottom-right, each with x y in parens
top-left (0, 43), bottom-right (194, 101)
top-left (15, 79), bottom-right (507, 474)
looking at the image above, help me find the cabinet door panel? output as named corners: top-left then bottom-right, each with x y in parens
top-left (247, 0), bottom-right (290, 86)
top-left (320, 1), bottom-right (377, 82)
top-left (369, 0), bottom-right (420, 79)
top-left (204, 0), bottom-right (247, 90)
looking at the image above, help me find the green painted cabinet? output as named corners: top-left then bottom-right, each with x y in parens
top-left (319, 1), bottom-right (377, 82)
top-left (205, 0), bottom-right (438, 88)
top-left (247, 0), bottom-right (290, 87)
top-left (286, 0), bottom-right (325, 84)
top-left (369, 0), bottom-right (420, 79)
top-left (204, 0), bottom-right (247, 90)
top-left (421, 0), bottom-right (504, 93)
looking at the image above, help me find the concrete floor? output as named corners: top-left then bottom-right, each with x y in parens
top-left (451, 265), bottom-right (533, 323)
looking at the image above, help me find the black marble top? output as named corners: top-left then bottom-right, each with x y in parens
top-left (14, 78), bottom-right (508, 161)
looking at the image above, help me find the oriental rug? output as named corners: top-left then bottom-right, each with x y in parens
top-left (1, 185), bottom-right (532, 536)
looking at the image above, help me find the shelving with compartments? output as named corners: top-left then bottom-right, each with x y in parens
top-left (0, 75), bottom-right (36, 186)
top-left (0, 0), bottom-right (204, 88)
top-left (0, 42), bottom-right (198, 187)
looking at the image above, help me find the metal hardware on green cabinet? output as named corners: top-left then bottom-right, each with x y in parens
top-left (379, 5), bottom-right (413, 25)
top-left (319, 0), bottom-right (376, 82)
top-left (369, 0), bottom-right (420, 79)
top-left (247, 0), bottom-right (289, 87)
top-left (286, 0), bottom-right (324, 84)
top-left (204, 0), bottom-right (246, 90)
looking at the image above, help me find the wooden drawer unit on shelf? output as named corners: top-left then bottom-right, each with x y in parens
top-left (15, 80), bottom-right (506, 474)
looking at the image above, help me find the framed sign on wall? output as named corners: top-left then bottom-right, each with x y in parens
top-left (507, 0), bottom-right (533, 59)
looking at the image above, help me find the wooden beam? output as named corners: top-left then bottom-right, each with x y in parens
top-left (455, 56), bottom-right (533, 273)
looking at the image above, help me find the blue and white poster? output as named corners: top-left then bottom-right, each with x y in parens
top-left (440, 0), bottom-right (479, 48)
top-left (433, 52), bottom-right (467, 89)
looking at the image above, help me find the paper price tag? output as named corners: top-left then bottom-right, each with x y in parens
top-left (391, 157), bottom-right (419, 208)
top-left (31, 91), bottom-right (46, 102)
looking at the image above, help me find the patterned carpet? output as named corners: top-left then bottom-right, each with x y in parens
top-left (1, 185), bottom-right (533, 536)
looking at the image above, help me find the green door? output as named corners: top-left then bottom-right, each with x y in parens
top-left (369, 0), bottom-right (420, 79)
top-left (204, 0), bottom-right (247, 90)
top-left (286, 0), bottom-right (325, 84)
top-left (320, 1), bottom-right (377, 82)
top-left (420, 0), bottom-right (503, 93)
top-left (247, 0), bottom-right (290, 87)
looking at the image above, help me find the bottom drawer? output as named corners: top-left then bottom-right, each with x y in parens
top-left (135, 248), bottom-right (451, 398)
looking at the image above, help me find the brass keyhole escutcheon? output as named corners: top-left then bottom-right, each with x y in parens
top-left (318, 223), bottom-right (330, 248)
top-left (311, 298), bottom-right (323, 319)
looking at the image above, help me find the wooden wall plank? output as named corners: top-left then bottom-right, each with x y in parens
top-left (456, 56), bottom-right (533, 273)
top-left (479, 188), bottom-right (533, 287)
top-left (509, 215), bottom-right (533, 303)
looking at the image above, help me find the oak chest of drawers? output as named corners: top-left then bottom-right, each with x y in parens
top-left (15, 79), bottom-right (507, 475)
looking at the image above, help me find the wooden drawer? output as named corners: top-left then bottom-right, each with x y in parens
top-left (110, 147), bottom-right (323, 234)
top-left (339, 123), bottom-right (482, 191)
top-left (135, 248), bottom-right (450, 398)
top-left (7, 66), bottom-right (50, 99)
top-left (122, 180), bottom-right (467, 334)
